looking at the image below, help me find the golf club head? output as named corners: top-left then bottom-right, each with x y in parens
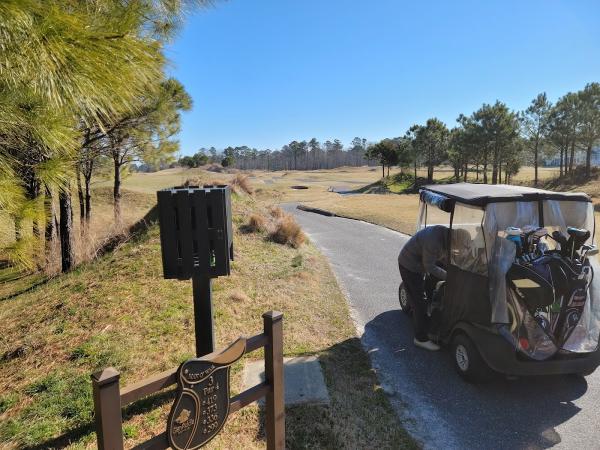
top-left (585, 245), bottom-right (599, 257)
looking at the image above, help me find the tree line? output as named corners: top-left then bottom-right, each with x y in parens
top-left (359, 84), bottom-right (600, 185)
top-left (0, 0), bottom-right (200, 273)
top-left (180, 138), bottom-right (376, 171)
top-left (183, 82), bottom-right (600, 186)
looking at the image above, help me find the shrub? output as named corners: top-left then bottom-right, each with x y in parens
top-left (182, 177), bottom-right (203, 187)
top-left (231, 174), bottom-right (254, 195)
top-left (206, 163), bottom-right (225, 173)
top-left (207, 178), bottom-right (228, 187)
top-left (244, 214), bottom-right (269, 233)
top-left (269, 206), bottom-right (285, 218)
top-left (270, 215), bottom-right (306, 248)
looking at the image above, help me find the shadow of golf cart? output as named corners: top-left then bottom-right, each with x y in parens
top-left (399, 183), bottom-right (600, 383)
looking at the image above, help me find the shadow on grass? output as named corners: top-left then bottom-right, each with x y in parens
top-left (541, 167), bottom-right (600, 190)
top-left (23, 337), bottom-right (414, 449)
top-left (0, 272), bottom-right (53, 302)
top-left (259, 338), bottom-right (415, 450)
top-left (22, 387), bottom-right (176, 450)
top-left (344, 172), bottom-right (458, 196)
top-left (1, 205), bottom-right (158, 303)
top-left (95, 204), bottom-right (158, 257)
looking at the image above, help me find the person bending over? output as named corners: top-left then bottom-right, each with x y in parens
top-left (398, 225), bottom-right (450, 351)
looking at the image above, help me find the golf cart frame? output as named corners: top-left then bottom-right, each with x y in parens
top-left (413, 183), bottom-right (600, 381)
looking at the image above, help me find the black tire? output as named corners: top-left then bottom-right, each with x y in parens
top-left (451, 333), bottom-right (493, 383)
top-left (398, 282), bottom-right (412, 315)
top-left (575, 367), bottom-right (596, 377)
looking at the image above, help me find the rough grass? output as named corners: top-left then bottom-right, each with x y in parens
top-left (303, 194), bottom-right (420, 235)
top-left (244, 213), bottom-right (269, 233)
top-left (269, 215), bottom-right (306, 248)
top-left (0, 184), bottom-right (415, 449)
top-left (269, 206), bottom-right (285, 219)
top-left (287, 166), bottom-right (595, 237)
top-left (231, 174), bottom-right (254, 195)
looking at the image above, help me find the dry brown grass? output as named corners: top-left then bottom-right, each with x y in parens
top-left (302, 193), bottom-right (420, 235)
top-left (228, 289), bottom-right (252, 303)
top-left (181, 176), bottom-right (205, 187)
top-left (287, 166), bottom-right (596, 237)
top-left (0, 167), bottom-right (421, 449)
top-left (268, 206), bottom-right (285, 218)
top-left (244, 213), bottom-right (270, 233)
top-left (231, 174), bottom-right (254, 195)
top-left (0, 191), bottom-right (414, 449)
top-left (269, 215), bottom-right (306, 248)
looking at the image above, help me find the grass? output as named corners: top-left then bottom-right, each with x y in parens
top-left (274, 165), bottom-right (599, 236)
top-left (7, 163), bottom-right (578, 448)
top-left (0, 175), bottom-right (415, 449)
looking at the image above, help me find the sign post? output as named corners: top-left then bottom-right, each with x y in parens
top-left (192, 274), bottom-right (214, 356)
top-left (91, 184), bottom-right (285, 449)
top-left (156, 185), bottom-right (234, 356)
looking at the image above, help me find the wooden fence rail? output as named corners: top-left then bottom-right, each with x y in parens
top-left (92, 311), bottom-right (284, 450)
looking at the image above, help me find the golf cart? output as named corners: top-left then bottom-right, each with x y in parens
top-left (398, 183), bottom-right (600, 382)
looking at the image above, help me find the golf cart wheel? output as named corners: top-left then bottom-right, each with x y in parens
top-left (398, 282), bottom-right (412, 315)
top-left (575, 367), bottom-right (596, 377)
top-left (451, 333), bottom-right (493, 383)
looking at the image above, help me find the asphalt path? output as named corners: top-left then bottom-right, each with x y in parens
top-left (284, 203), bottom-right (599, 450)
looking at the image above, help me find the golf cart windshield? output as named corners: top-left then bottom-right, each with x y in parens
top-left (419, 184), bottom-right (600, 354)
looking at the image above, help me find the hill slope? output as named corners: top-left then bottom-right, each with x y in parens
top-left (0, 192), bottom-right (415, 449)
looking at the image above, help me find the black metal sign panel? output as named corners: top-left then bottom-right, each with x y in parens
top-left (157, 186), bottom-right (234, 280)
top-left (168, 338), bottom-right (246, 449)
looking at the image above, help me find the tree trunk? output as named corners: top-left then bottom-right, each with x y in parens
top-left (381, 164), bottom-right (385, 178)
top-left (386, 165), bottom-right (390, 178)
top-left (491, 146), bottom-right (499, 184)
top-left (76, 163), bottom-right (85, 234)
top-left (569, 140), bottom-right (575, 174)
top-left (483, 151), bottom-right (488, 184)
top-left (463, 163), bottom-right (468, 182)
top-left (44, 186), bottom-right (54, 242)
top-left (476, 164), bottom-right (479, 181)
top-left (498, 162), bottom-right (502, 185)
top-left (113, 158), bottom-right (122, 224)
top-left (534, 140), bottom-right (539, 186)
top-left (559, 147), bottom-right (564, 177)
top-left (44, 185), bottom-right (55, 261)
top-left (84, 174), bottom-right (92, 223)
top-left (413, 160), bottom-right (417, 180)
top-left (586, 143), bottom-right (592, 178)
top-left (59, 186), bottom-right (75, 272)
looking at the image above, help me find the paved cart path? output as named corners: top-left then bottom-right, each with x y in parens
top-left (284, 203), bottom-right (599, 450)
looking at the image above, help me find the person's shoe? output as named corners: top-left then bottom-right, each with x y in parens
top-left (414, 338), bottom-right (440, 351)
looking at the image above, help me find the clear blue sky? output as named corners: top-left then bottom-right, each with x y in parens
top-left (167, 0), bottom-right (600, 155)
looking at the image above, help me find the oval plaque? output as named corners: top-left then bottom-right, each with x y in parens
top-left (168, 338), bottom-right (246, 449)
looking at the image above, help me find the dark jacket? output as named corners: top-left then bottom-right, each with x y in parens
top-left (398, 225), bottom-right (448, 280)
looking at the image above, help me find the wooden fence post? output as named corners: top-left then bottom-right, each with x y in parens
top-left (263, 311), bottom-right (285, 450)
top-left (91, 367), bottom-right (124, 450)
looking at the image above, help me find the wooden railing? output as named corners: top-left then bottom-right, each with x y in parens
top-left (91, 311), bottom-right (284, 450)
